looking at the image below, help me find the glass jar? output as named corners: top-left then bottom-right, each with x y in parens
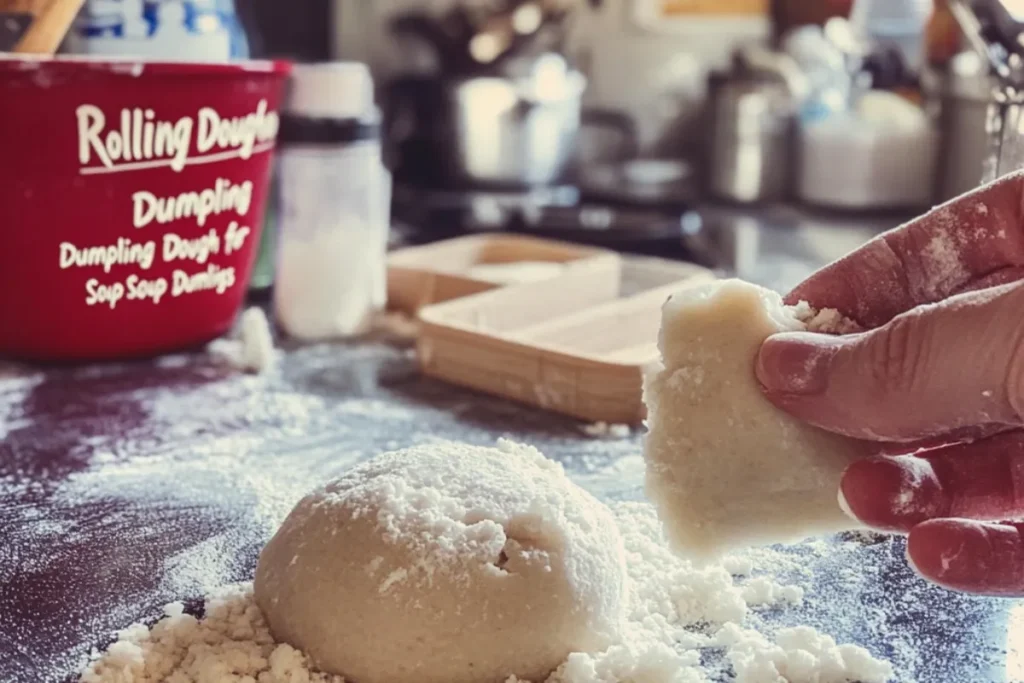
top-left (271, 62), bottom-right (391, 341)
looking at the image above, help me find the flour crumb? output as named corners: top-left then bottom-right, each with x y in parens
top-left (722, 556), bottom-right (754, 576)
top-left (79, 584), bottom-right (343, 683)
top-left (581, 422), bottom-right (633, 439)
top-left (740, 577), bottom-right (805, 608)
top-left (714, 623), bottom-right (894, 683)
top-left (793, 302), bottom-right (862, 335)
top-left (805, 308), bottom-right (862, 335)
top-left (550, 639), bottom-right (704, 683)
top-left (788, 300), bottom-right (814, 321)
top-left (207, 307), bottom-right (277, 373)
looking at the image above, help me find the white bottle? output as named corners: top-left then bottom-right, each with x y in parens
top-left (273, 63), bottom-right (391, 341)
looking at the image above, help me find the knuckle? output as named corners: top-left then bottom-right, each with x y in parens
top-left (997, 284), bottom-right (1024, 423)
top-left (1004, 325), bottom-right (1024, 424)
top-left (1008, 356), bottom-right (1024, 424)
top-left (1010, 449), bottom-right (1024, 513)
top-left (866, 313), bottom-right (931, 396)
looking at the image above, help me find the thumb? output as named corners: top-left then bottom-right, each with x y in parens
top-left (756, 281), bottom-right (1024, 442)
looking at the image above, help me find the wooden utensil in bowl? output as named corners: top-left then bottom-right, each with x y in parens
top-left (3, 0), bottom-right (87, 55)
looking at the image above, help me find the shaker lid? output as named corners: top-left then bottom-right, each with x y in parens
top-left (286, 62), bottom-right (376, 120)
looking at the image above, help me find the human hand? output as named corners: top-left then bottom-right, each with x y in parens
top-left (755, 171), bottom-right (1024, 596)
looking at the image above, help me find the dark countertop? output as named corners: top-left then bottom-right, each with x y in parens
top-left (0, 209), bottom-right (1017, 683)
top-left (696, 202), bottom-right (910, 292)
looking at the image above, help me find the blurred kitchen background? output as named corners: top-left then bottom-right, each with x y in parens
top-left (1, 0), bottom-right (1004, 291)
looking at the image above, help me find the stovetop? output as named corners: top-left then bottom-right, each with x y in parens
top-left (390, 182), bottom-right (719, 267)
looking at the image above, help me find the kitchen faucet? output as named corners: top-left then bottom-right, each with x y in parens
top-left (949, 0), bottom-right (1024, 182)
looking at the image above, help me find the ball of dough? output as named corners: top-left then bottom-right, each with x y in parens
top-left (254, 439), bottom-right (627, 683)
top-left (643, 279), bottom-right (871, 561)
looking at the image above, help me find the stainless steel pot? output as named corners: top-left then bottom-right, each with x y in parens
top-left (386, 54), bottom-right (637, 188)
top-left (935, 51), bottom-right (997, 201)
top-left (706, 47), bottom-right (807, 204)
top-left (947, 0), bottom-right (1024, 188)
top-left (707, 77), bottom-right (795, 203)
top-left (452, 67), bottom-right (586, 186)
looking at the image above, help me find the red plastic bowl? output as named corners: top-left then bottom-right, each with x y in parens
top-left (0, 55), bottom-right (291, 362)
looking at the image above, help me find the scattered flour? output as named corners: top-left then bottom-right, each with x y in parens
top-left (714, 624), bottom-right (894, 683)
top-left (153, 354), bottom-right (192, 369)
top-left (80, 499), bottom-right (892, 683)
top-left (334, 399), bottom-right (416, 421)
top-left (740, 577), bottom-right (805, 608)
top-left (581, 422), bottom-right (633, 439)
top-left (910, 206), bottom-right (972, 302)
top-left (161, 534), bottom-right (247, 599)
top-left (919, 229), bottom-right (968, 301)
top-left (722, 556), bottom-right (754, 577)
top-left (0, 367), bottom-right (44, 442)
top-left (0, 361), bottom-right (37, 381)
top-left (79, 584), bottom-right (343, 683)
top-left (207, 308), bottom-right (277, 374)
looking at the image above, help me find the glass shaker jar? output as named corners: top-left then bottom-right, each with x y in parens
top-left (272, 62), bottom-right (391, 341)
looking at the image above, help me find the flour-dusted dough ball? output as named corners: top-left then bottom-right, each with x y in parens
top-left (643, 279), bottom-right (871, 561)
top-left (254, 439), bottom-right (627, 683)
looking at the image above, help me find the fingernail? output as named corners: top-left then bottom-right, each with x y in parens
top-left (756, 332), bottom-right (836, 396)
top-left (837, 485), bottom-right (856, 521)
top-left (839, 457), bottom-right (940, 533)
top-left (907, 519), bottom-right (998, 586)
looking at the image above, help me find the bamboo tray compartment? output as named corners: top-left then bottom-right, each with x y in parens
top-left (417, 256), bottom-right (715, 425)
top-left (387, 234), bottom-right (620, 314)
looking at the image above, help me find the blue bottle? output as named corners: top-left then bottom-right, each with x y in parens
top-left (66, 0), bottom-right (246, 61)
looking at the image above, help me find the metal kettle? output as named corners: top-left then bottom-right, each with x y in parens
top-left (706, 46), bottom-right (809, 204)
top-left (947, 0), bottom-right (1024, 186)
top-left (385, 53), bottom-right (637, 189)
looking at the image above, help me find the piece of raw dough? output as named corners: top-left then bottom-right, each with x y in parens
top-left (254, 439), bottom-right (627, 683)
top-left (643, 279), bottom-right (870, 561)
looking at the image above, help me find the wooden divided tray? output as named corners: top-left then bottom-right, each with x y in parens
top-left (416, 253), bottom-right (715, 424)
top-left (387, 234), bottom-right (620, 314)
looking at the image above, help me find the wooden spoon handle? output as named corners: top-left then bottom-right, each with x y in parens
top-left (12, 0), bottom-right (88, 55)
